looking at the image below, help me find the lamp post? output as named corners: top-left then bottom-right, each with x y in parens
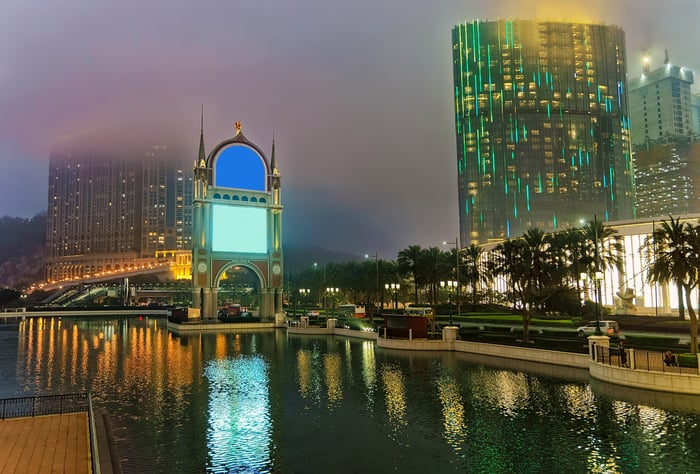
top-left (440, 280), bottom-right (457, 325)
top-left (593, 214), bottom-right (602, 336)
top-left (326, 287), bottom-right (339, 318)
top-left (299, 288), bottom-right (310, 314)
top-left (385, 283), bottom-right (400, 310)
top-left (443, 238), bottom-right (461, 326)
top-left (365, 252), bottom-right (379, 321)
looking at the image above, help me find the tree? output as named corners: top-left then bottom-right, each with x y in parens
top-left (492, 228), bottom-right (557, 342)
top-left (579, 218), bottom-right (623, 309)
top-left (417, 247), bottom-right (444, 306)
top-left (462, 244), bottom-right (487, 306)
top-left (646, 216), bottom-right (699, 353)
top-left (398, 245), bottom-right (423, 304)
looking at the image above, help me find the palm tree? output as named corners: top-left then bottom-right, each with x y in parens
top-left (646, 216), bottom-right (699, 353)
top-left (417, 247), bottom-right (443, 306)
top-left (463, 244), bottom-right (488, 306)
top-left (579, 218), bottom-right (623, 312)
top-left (398, 245), bottom-right (423, 304)
top-left (492, 228), bottom-right (558, 342)
top-left (549, 227), bottom-right (586, 292)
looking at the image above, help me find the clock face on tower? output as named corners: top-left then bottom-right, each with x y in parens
top-left (197, 262), bottom-right (208, 273)
top-left (272, 264), bottom-right (281, 275)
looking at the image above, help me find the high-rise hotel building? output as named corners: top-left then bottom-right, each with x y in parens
top-left (45, 147), bottom-right (193, 282)
top-left (452, 20), bottom-right (636, 245)
top-left (628, 54), bottom-right (699, 217)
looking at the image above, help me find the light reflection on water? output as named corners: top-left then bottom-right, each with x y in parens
top-left (204, 354), bottom-right (272, 473)
top-left (1, 317), bottom-right (699, 473)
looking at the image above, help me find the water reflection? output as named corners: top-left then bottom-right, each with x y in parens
top-left (380, 363), bottom-right (407, 434)
top-left (3, 320), bottom-right (700, 473)
top-left (434, 369), bottom-right (467, 451)
top-left (204, 355), bottom-right (272, 473)
top-left (361, 340), bottom-right (376, 411)
top-left (324, 353), bottom-right (343, 408)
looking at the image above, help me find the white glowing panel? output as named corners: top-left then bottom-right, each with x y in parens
top-left (212, 204), bottom-right (267, 253)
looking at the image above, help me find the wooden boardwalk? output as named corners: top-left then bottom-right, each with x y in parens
top-left (0, 413), bottom-right (90, 473)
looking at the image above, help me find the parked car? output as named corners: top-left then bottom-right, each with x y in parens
top-left (577, 320), bottom-right (620, 336)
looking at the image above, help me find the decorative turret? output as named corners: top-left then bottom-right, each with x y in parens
top-left (194, 106), bottom-right (208, 200)
top-left (269, 135), bottom-right (281, 205)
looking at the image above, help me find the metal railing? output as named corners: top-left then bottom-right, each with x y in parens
top-left (88, 393), bottom-right (101, 474)
top-left (594, 346), bottom-right (700, 375)
top-left (0, 392), bottom-right (89, 420)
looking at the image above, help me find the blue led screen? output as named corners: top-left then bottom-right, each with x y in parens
top-left (211, 204), bottom-right (267, 254)
top-left (214, 145), bottom-right (266, 191)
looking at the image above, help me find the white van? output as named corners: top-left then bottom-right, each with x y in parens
top-left (577, 320), bottom-right (620, 336)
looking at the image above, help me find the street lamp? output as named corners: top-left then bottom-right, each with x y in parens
top-left (365, 252), bottom-right (379, 320)
top-left (443, 238), bottom-right (461, 326)
top-left (385, 283), bottom-right (400, 310)
top-left (299, 288), bottom-right (310, 315)
top-left (593, 214), bottom-right (602, 336)
top-left (440, 280), bottom-right (457, 325)
top-left (326, 287), bottom-right (339, 318)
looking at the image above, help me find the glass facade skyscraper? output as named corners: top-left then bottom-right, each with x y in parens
top-left (452, 20), bottom-right (636, 244)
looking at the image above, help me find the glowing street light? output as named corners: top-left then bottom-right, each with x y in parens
top-left (385, 283), bottom-right (400, 310)
top-left (442, 238), bottom-right (461, 326)
top-left (365, 252), bottom-right (379, 321)
top-left (326, 287), bottom-right (339, 318)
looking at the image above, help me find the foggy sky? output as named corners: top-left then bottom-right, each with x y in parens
top-left (1, 0), bottom-right (698, 259)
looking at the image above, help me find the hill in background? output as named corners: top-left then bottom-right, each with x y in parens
top-left (0, 212), bottom-right (46, 289)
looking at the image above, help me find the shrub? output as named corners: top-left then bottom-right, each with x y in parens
top-left (677, 353), bottom-right (699, 368)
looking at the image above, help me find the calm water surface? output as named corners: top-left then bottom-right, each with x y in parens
top-left (0, 317), bottom-right (699, 473)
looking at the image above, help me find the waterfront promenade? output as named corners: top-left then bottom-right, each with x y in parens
top-left (287, 322), bottom-right (700, 395)
top-left (0, 413), bottom-right (90, 473)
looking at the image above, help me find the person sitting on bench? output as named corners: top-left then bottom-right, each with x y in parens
top-left (664, 351), bottom-right (677, 366)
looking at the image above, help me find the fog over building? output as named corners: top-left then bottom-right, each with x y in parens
top-left (45, 148), bottom-right (193, 282)
top-left (452, 19), bottom-right (636, 245)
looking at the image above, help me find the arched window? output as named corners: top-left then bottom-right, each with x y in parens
top-left (213, 144), bottom-right (267, 191)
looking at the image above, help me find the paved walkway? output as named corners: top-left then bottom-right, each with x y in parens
top-left (0, 413), bottom-right (90, 473)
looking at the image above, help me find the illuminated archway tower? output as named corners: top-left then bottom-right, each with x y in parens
top-left (192, 120), bottom-right (283, 323)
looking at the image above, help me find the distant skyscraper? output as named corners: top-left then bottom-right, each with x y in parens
top-left (141, 145), bottom-right (193, 254)
top-left (45, 148), bottom-right (193, 282)
top-left (692, 93), bottom-right (700, 137)
top-left (452, 19), bottom-right (636, 245)
top-left (628, 52), bottom-right (695, 147)
top-left (629, 54), bottom-right (699, 217)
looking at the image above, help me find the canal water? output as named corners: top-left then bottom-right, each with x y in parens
top-left (0, 317), bottom-right (699, 473)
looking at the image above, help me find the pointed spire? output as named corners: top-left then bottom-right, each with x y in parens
top-left (271, 132), bottom-right (277, 173)
top-left (198, 105), bottom-right (206, 167)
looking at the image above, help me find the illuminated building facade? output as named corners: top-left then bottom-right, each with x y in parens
top-left (141, 146), bottom-right (194, 254)
top-left (629, 56), bottom-right (699, 216)
top-left (452, 19), bottom-right (636, 245)
top-left (45, 149), bottom-right (193, 282)
top-left (633, 138), bottom-right (700, 217)
top-left (480, 214), bottom-right (700, 317)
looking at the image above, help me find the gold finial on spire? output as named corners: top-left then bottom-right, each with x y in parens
top-left (235, 121), bottom-right (242, 134)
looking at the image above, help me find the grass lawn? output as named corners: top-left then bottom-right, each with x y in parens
top-left (436, 312), bottom-right (575, 327)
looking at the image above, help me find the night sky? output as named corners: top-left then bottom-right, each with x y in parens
top-left (1, 0), bottom-right (698, 258)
